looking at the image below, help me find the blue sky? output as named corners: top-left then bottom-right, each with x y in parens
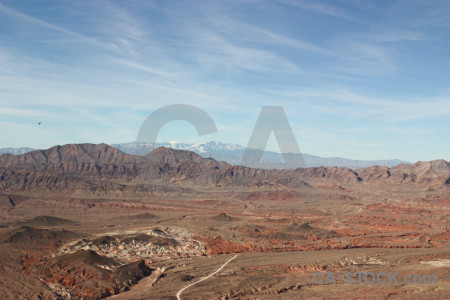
top-left (0, 0), bottom-right (449, 161)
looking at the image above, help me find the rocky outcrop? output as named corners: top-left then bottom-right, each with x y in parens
top-left (357, 160), bottom-right (450, 185)
top-left (40, 249), bottom-right (153, 299)
top-left (0, 226), bottom-right (82, 246)
top-left (55, 227), bottom-right (206, 260)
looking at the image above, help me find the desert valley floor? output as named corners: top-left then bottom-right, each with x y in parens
top-left (0, 144), bottom-right (449, 299)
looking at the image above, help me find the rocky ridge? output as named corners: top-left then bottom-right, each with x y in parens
top-left (0, 144), bottom-right (448, 196)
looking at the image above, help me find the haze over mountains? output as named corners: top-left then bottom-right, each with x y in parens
top-left (0, 141), bottom-right (409, 169)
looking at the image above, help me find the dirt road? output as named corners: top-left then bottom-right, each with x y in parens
top-left (176, 254), bottom-right (239, 300)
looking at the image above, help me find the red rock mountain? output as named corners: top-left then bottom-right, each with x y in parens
top-left (0, 143), bottom-right (448, 195)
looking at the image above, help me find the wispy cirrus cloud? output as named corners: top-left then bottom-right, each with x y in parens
top-left (266, 87), bottom-right (450, 121)
top-left (203, 16), bottom-right (333, 56)
top-left (363, 29), bottom-right (425, 42)
top-left (277, 0), bottom-right (362, 22)
top-left (0, 2), bottom-right (112, 50)
top-left (0, 0), bottom-right (448, 161)
top-left (387, 0), bottom-right (450, 28)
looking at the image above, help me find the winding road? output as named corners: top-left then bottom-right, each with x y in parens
top-left (176, 254), bottom-right (239, 300)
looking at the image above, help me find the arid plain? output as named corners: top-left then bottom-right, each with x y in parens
top-left (0, 144), bottom-right (449, 299)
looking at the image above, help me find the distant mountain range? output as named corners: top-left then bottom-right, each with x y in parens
top-left (0, 143), bottom-right (448, 198)
top-left (0, 141), bottom-right (409, 169)
top-left (0, 147), bottom-right (34, 156)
